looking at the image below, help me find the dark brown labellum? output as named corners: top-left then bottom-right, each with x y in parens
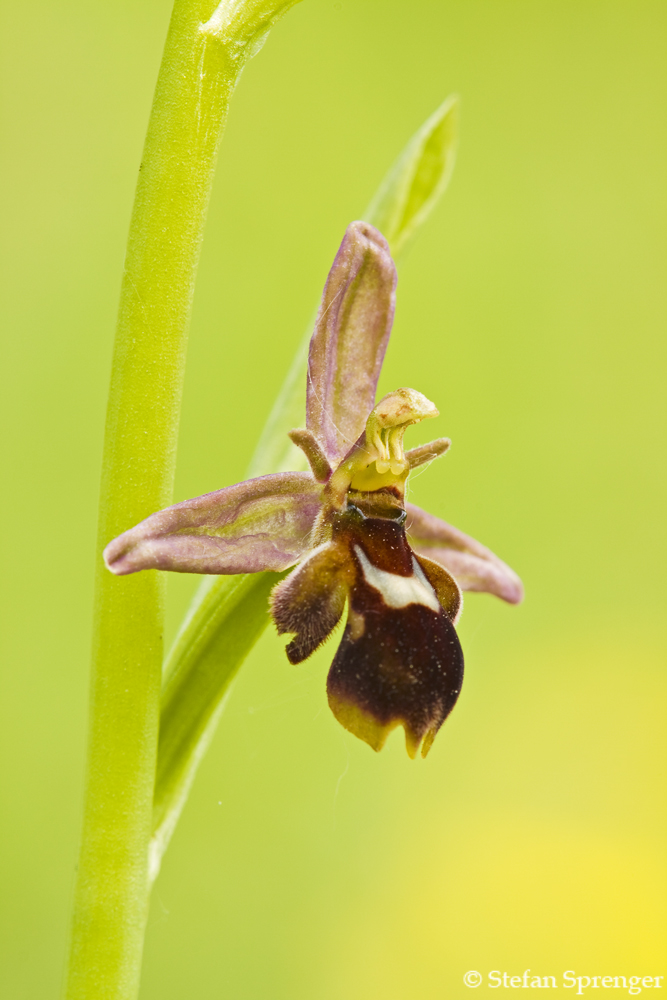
top-left (327, 509), bottom-right (464, 757)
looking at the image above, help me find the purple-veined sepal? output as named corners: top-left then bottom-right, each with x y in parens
top-left (406, 502), bottom-right (524, 604)
top-left (306, 221), bottom-right (397, 464)
top-left (103, 472), bottom-right (322, 576)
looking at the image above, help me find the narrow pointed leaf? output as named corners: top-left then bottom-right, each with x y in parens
top-left (364, 94), bottom-right (459, 257)
top-left (150, 569), bottom-right (282, 882)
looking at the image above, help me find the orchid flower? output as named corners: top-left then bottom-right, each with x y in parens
top-left (104, 221), bottom-right (523, 758)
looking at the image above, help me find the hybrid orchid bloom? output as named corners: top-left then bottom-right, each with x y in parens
top-left (105, 222), bottom-right (523, 758)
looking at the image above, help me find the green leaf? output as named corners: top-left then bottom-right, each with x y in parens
top-left (364, 94), bottom-right (459, 257)
top-left (150, 570), bottom-right (283, 881)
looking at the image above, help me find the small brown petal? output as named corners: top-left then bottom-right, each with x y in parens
top-left (288, 428), bottom-right (332, 482)
top-left (405, 437), bottom-right (451, 469)
top-left (270, 542), bottom-right (350, 663)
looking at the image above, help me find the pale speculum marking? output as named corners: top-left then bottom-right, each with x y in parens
top-left (353, 545), bottom-right (440, 613)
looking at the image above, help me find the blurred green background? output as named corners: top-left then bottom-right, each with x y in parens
top-left (1, 1), bottom-right (665, 997)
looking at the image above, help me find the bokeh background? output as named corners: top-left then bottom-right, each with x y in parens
top-left (1, 1), bottom-right (665, 997)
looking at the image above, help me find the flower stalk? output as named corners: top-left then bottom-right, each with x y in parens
top-left (65, 1), bottom-right (301, 998)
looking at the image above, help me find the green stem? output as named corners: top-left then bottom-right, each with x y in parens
top-left (65, 2), bottom-right (301, 998)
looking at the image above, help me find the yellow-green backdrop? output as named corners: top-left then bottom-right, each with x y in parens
top-left (1, 1), bottom-right (665, 997)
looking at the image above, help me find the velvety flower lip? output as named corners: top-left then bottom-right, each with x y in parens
top-left (271, 502), bottom-right (464, 758)
top-left (103, 219), bottom-right (523, 756)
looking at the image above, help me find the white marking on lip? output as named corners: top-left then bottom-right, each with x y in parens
top-left (354, 546), bottom-right (440, 612)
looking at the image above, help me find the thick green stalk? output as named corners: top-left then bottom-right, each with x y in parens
top-left (65, 2), bottom-right (301, 998)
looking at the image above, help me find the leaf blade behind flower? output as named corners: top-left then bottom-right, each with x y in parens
top-left (150, 570), bottom-right (283, 882)
top-left (364, 94), bottom-right (459, 258)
